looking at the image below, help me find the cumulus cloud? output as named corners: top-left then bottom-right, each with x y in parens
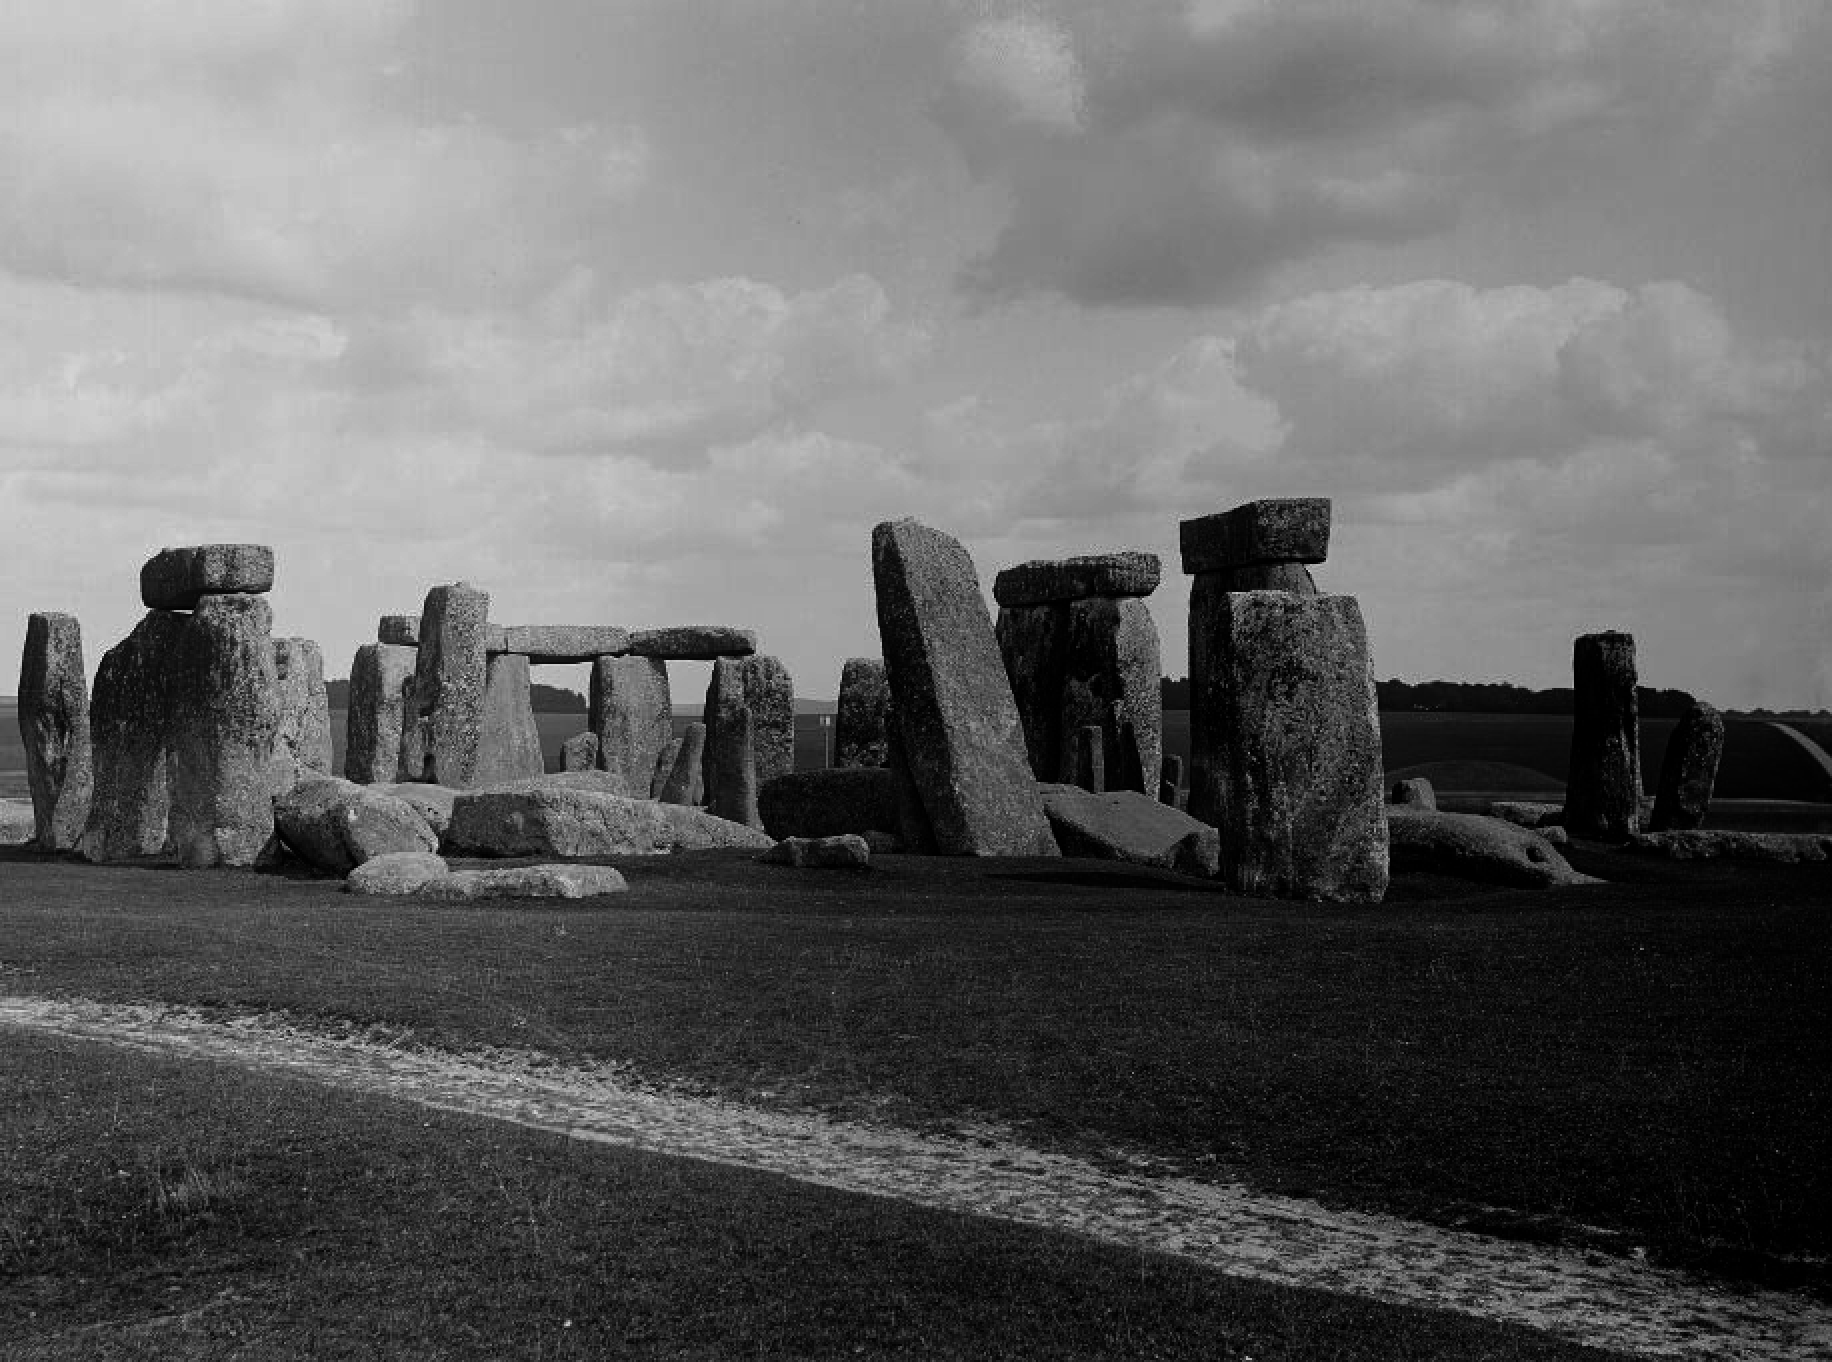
top-left (953, 13), bottom-right (1086, 131)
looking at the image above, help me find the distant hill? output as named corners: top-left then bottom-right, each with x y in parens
top-left (1155, 676), bottom-right (1790, 719)
top-left (323, 678), bottom-right (585, 713)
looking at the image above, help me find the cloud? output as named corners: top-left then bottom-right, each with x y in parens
top-left (953, 13), bottom-right (1086, 131)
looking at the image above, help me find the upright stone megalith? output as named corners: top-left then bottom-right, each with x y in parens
top-left (411, 583), bottom-right (491, 787)
top-left (705, 654), bottom-right (795, 803)
top-left (707, 705), bottom-right (761, 828)
top-left (657, 722), bottom-right (706, 805)
top-left (834, 658), bottom-right (890, 768)
top-left (271, 637), bottom-right (333, 794)
top-left (589, 655), bottom-right (672, 796)
top-left (18, 612), bottom-right (92, 851)
top-left (993, 602), bottom-right (1064, 778)
top-left (1651, 699), bottom-right (1723, 832)
top-left (168, 594), bottom-right (281, 868)
top-left (1059, 595), bottom-right (1161, 794)
top-left (473, 653), bottom-right (545, 785)
top-left (1195, 592), bottom-right (1387, 902)
top-left (82, 611), bottom-right (185, 862)
top-left (345, 643), bottom-right (418, 784)
top-left (1566, 631), bottom-right (1641, 840)
top-left (871, 519), bottom-right (1056, 856)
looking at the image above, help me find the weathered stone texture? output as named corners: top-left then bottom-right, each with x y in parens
top-left (1565, 631), bottom-right (1642, 840)
top-left (373, 782), bottom-right (457, 839)
top-left (1179, 499), bottom-right (1331, 575)
top-left (706, 703), bottom-right (761, 829)
top-left (344, 851), bottom-right (450, 896)
top-left (1650, 700), bottom-right (1724, 832)
top-left (167, 594), bottom-right (280, 868)
top-left (473, 653), bottom-right (545, 786)
top-left (627, 625), bottom-right (757, 659)
top-left (758, 834), bottom-right (871, 869)
top-left (873, 519), bottom-right (1057, 857)
top-left (1059, 595), bottom-right (1161, 795)
top-left (1387, 809), bottom-right (1598, 887)
top-left (1390, 777), bottom-right (1437, 810)
top-left (758, 767), bottom-right (899, 840)
top-left (140, 544), bottom-right (274, 610)
top-left (271, 638), bottom-right (333, 795)
top-left (995, 603), bottom-right (1065, 781)
top-left (559, 730), bottom-right (599, 773)
top-left (345, 644), bottom-right (417, 784)
top-left (834, 657), bottom-right (890, 768)
top-left (18, 611), bottom-right (92, 851)
top-left (415, 863), bottom-right (631, 901)
top-left (81, 611), bottom-right (184, 861)
top-left (1625, 829), bottom-right (1832, 862)
top-left (588, 654), bottom-right (672, 797)
top-left (1038, 783), bottom-right (1220, 878)
top-left (1203, 563), bottom-right (1318, 594)
top-left (656, 722), bottom-right (705, 805)
top-left (378, 614), bottom-right (420, 646)
top-left (745, 655), bottom-right (796, 784)
top-left (992, 552), bottom-right (1161, 608)
top-left (1191, 591), bottom-right (1387, 902)
top-left (274, 776), bottom-right (439, 875)
top-left (494, 625), bottom-right (631, 663)
top-left (445, 780), bottom-right (772, 857)
top-left (411, 583), bottom-right (491, 787)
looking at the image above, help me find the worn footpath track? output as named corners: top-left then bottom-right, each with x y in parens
top-left (4, 994), bottom-right (1827, 1361)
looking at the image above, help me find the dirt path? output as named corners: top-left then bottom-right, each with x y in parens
top-left (4, 993), bottom-right (1826, 1360)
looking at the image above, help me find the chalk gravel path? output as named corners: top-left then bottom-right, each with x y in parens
top-left (4, 994), bottom-right (1827, 1361)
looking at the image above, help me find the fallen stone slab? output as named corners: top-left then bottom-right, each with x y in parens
top-left (17, 611), bottom-right (92, 851)
top-left (758, 834), bottom-right (872, 869)
top-left (1388, 809), bottom-right (1599, 888)
top-left (275, 777), bottom-right (439, 875)
top-left (835, 657), bottom-right (890, 768)
top-left (492, 625), bottom-right (631, 663)
top-left (1650, 700), bottom-right (1724, 832)
top-left (373, 783), bottom-right (458, 840)
top-left (343, 851), bottom-right (450, 896)
top-left (445, 781), bottom-right (773, 858)
top-left (1623, 830), bottom-right (1832, 863)
top-left (140, 544), bottom-right (274, 611)
top-left (758, 767), bottom-right (899, 840)
top-left (377, 614), bottom-right (420, 646)
top-left (415, 864), bottom-right (630, 901)
top-left (1038, 783), bottom-right (1220, 878)
top-left (345, 643), bottom-right (418, 784)
top-left (992, 552), bottom-right (1161, 609)
top-left (1179, 499), bottom-right (1330, 575)
top-left (1488, 800), bottom-right (1564, 829)
top-left (627, 625), bottom-right (757, 660)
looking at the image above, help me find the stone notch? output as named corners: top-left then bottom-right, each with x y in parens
top-left (1179, 499), bottom-right (1330, 576)
top-left (490, 625), bottom-right (631, 663)
top-left (627, 626), bottom-right (757, 660)
top-left (17, 612), bottom-right (92, 851)
top-left (140, 544), bottom-right (275, 611)
top-left (378, 615), bottom-right (420, 646)
top-left (992, 552), bottom-right (1161, 609)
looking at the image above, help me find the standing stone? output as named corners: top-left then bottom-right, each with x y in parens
top-left (167, 594), bottom-right (281, 868)
top-left (1565, 631), bottom-right (1642, 840)
top-left (1192, 591), bottom-right (1387, 902)
top-left (650, 737), bottom-right (682, 797)
top-left (1058, 596), bottom-right (1161, 794)
top-left (743, 655), bottom-right (796, 784)
top-left (1068, 724), bottom-right (1105, 793)
top-left (473, 653), bottom-right (545, 786)
top-left (995, 603), bottom-right (1065, 780)
top-left (378, 614), bottom-right (420, 646)
top-left (559, 731), bottom-right (599, 773)
top-left (707, 705), bottom-right (761, 829)
top-left (834, 657), bottom-right (891, 768)
top-left (345, 643), bottom-right (418, 784)
top-left (271, 638), bottom-right (333, 795)
top-left (657, 723), bottom-right (706, 805)
top-left (17, 612), bottom-right (92, 851)
top-left (1650, 700), bottom-right (1724, 832)
top-left (81, 611), bottom-right (185, 862)
top-left (140, 544), bottom-right (275, 610)
top-left (871, 519), bottom-right (1057, 857)
top-left (588, 655), bottom-right (672, 797)
top-left (411, 583), bottom-right (491, 787)
top-left (702, 658), bottom-right (745, 812)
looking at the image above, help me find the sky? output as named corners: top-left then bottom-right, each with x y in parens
top-left (1, 1), bottom-right (1829, 709)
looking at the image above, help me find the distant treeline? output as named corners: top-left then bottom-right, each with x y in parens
top-left (1158, 675), bottom-right (1699, 717)
top-left (324, 679), bottom-right (586, 713)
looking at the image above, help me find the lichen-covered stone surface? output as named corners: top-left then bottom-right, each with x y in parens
top-left (1387, 809), bottom-right (1597, 887)
top-left (1623, 829), bottom-right (1832, 862)
top-left (377, 614), bottom-right (420, 646)
top-left (473, 653), bottom-right (545, 786)
top-left (757, 767), bottom-right (899, 840)
top-left (834, 657), bottom-right (890, 768)
top-left (559, 730), bottom-right (599, 774)
top-left (494, 624), bottom-right (631, 663)
top-left (140, 544), bottom-right (275, 610)
top-left (1565, 631), bottom-right (1642, 840)
top-left (412, 583), bottom-right (491, 787)
top-left (373, 782), bottom-right (457, 839)
top-left (81, 611), bottom-right (185, 862)
top-left (344, 851), bottom-right (450, 896)
top-left (707, 702), bottom-right (761, 828)
top-left (345, 643), bottom-right (417, 784)
top-left (743, 655), bottom-right (796, 785)
top-left (1200, 563), bottom-right (1319, 594)
top-left (873, 518), bottom-right (1057, 857)
top-left (1059, 595), bottom-right (1161, 794)
top-left (275, 776), bottom-right (439, 874)
top-left (992, 552), bottom-right (1161, 608)
top-left (626, 625), bottom-right (757, 659)
top-left (589, 655), bottom-right (673, 798)
top-left (445, 780), bottom-right (773, 857)
top-left (1190, 590), bottom-right (1386, 902)
top-left (17, 611), bottom-right (91, 850)
top-left (271, 637), bottom-right (333, 795)
top-left (995, 603), bottom-right (1065, 781)
top-left (1038, 783), bottom-right (1220, 878)
top-left (655, 722), bottom-right (705, 805)
top-left (415, 863), bottom-right (630, 901)
top-left (167, 594), bottom-right (280, 868)
top-left (1650, 700), bottom-right (1724, 832)
top-left (1179, 500), bottom-right (1331, 575)
top-left (758, 833), bottom-right (871, 869)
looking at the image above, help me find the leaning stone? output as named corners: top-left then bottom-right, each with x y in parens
top-left (1058, 595), bottom-right (1161, 794)
top-left (835, 657), bottom-right (891, 768)
top-left (373, 783), bottom-right (457, 840)
top-left (1179, 500), bottom-right (1331, 575)
top-left (1565, 632), bottom-right (1641, 840)
top-left (494, 625), bottom-right (632, 663)
top-left (140, 544), bottom-right (274, 611)
top-left (1038, 783), bottom-right (1220, 878)
top-left (1388, 809), bottom-right (1600, 887)
top-left (1650, 701), bottom-right (1724, 832)
top-left (1190, 591), bottom-right (1387, 902)
top-left (271, 638), bottom-right (333, 795)
top-left (378, 614), bottom-right (420, 646)
top-left (758, 834), bottom-right (872, 870)
top-left (275, 776), bottom-right (439, 875)
top-left (0, 798), bottom-right (35, 846)
top-left (757, 767), bottom-right (899, 840)
top-left (167, 595), bottom-right (280, 868)
top-left (17, 611), bottom-right (92, 851)
top-left (411, 583), bottom-right (491, 788)
top-left (1390, 777), bottom-right (1437, 810)
top-left (872, 519), bottom-right (1057, 857)
top-left (995, 603), bottom-right (1066, 781)
top-left (1068, 724), bottom-right (1105, 793)
top-left (416, 864), bottom-right (631, 901)
top-left (444, 784), bottom-right (772, 858)
top-left (473, 653), bottom-right (545, 786)
top-left (344, 851), bottom-right (450, 896)
top-left (345, 644), bottom-right (417, 784)
top-left (1623, 830), bottom-right (1832, 862)
top-left (627, 625), bottom-right (757, 659)
top-left (559, 731), bottom-right (600, 774)
top-left (656, 723), bottom-right (706, 805)
top-left (992, 552), bottom-right (1162, 608)
top-left (1487, 800), bottom-right (1564, 829)
top-left (588, 655), bottom-right (672, 797)
top-left (81, 611), bottom-right (185, 862)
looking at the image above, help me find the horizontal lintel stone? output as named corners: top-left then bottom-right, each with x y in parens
top-left (1179, 499), bottom-right (1330, 576)
top-left (140, 544), bottom-right (275, 610)
top-left (992, 552), bottom-right (1161, 608)
top-left (489, 624), bottom-right (632, 663)
top-left (627, 626), bottom-right (758, 660)
top-left (377, 614), bottom-right (420, 646)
